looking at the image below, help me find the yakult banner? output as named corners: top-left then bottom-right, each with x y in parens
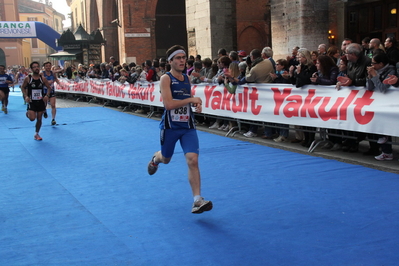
top-left (55, 78), bottom-right (399, 137)
top-left (0, 22), bottom-right (37, 38)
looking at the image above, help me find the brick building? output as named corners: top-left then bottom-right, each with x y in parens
top-left (0, 0), bottom-right (65, 67)
top-left (0, 0), bottom-right (23, 66)
top-left (71, 0), bottom-right (271, 64)
top-left (72, 0), bottom-right (399, 65)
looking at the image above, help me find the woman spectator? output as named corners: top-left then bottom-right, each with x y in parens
top-left (270, 58), bottom-right (290, 84)
top-left (221, 62), bottom-right (241, 131)
top-left (207, 56), bottom-right (231, 130)
top-left (310, 55), bottom-right (339, 150)
top-left (310, 55), bottom-right (339, 85)
top-left (289, 48), bottom-right (317, 87)
top-left (223, 61), bottom-right (240, 94)
top-left (113, 65), bottom-right (122, 81)
top-left (237, 61), bottom-right (247, 84)
top-left (64, 62), bottom-right (72, 79)
top-left (366, 53), bottom-right (396, 161)
top-left (366, 52), bottom-right (396, 93)
top-left (186, 59), bottom-right (194, 76)
top-left (289, 48), bottom-right (317, 147)
top-left (311, 51), bottom-right (319, 65)
top-left (270, 58), bottom-right (290, 142)
top-left (327, 46), bottom-right (341, 64)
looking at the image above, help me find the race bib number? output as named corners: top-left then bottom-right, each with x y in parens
top-left (32, 89), bottom-right (43, 100)
top-left (171, 105), bottom-right (190, 122)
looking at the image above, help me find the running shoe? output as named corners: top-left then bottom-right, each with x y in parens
top-left (51, 119), bottom-right (56, 125)
top-left (1, 106), bottom-right (4, 112)
top-left (191, 198), bottom-right (213, 214)
top-left (43, 111), bottom-right (48, 119)
top-left (274, 136), bottom-right (287, 143)
top-left (3, 107), bottom-right (7, 114)
top-left (147, 154), bottom-right (159, 175)
top-left (34, 134), bottom-right (43, 141)
top-left (243, 131), bottom-right (257, 138)
top-left (375, 153), bottom-right (393, 161)
top-left (209, 122), bottom-right (219, 129)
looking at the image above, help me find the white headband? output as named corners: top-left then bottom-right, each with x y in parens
top-left (168, 49), bottom-right (186, 61)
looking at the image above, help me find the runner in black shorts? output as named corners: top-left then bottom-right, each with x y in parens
top-left (21, 61), bottom-right (52, 141)
top-left (0, 65), bottom-right (13, 114)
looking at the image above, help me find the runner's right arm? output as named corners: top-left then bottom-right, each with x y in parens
top-left (21, 76), bottom-right (30, 102)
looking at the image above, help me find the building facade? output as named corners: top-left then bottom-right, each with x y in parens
top-left (69, 0), bottom-right (399, 65)
top-left (0, 0), bottom-right (65, 67)
top-left (18, 0), bottom-right (65, 65)
top-left (69, 0), bottom-right (271, 65)
top-left (0, 0), bottom-right (24, 67)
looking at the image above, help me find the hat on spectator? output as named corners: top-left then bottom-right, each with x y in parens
top-left (238, 50), bottom-right (247, 57)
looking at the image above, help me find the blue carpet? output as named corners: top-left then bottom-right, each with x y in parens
top-left (1, 94), bottom-right (399, 266)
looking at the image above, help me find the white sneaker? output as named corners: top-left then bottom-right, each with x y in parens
top-left (243, 131), bottom-right (257, 138)
top-left (209, 122), bottom-right (219, 129)
top-left (273, 136), bottom-right (286, 142)
top-left (377, 136), bottom-right (388, 144)
top-left (375, 153), bottom-right (393, 161)
top-left (223, 125), bottom-right (230, 132)
top-left (218, 125), bottom-right (226, 130)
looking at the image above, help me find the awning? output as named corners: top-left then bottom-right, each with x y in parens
top-left (49, 50), bottom-right (82, 60)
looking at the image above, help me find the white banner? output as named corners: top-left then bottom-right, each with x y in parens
top-left (55, 78), bottom-right (399, 137)
top-left (0, 22), bottom-right (37, 38)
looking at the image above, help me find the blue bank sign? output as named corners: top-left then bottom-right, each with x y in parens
top-left (0, 22), bottom-right (37, 38)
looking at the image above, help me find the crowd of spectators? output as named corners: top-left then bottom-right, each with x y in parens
top-left (8, 37), bottom-right (399, 161)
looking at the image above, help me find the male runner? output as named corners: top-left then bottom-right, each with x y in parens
top-left (6, 67), bottom-right (15, 92)
top-left (147, 45), bottom-right (213, 214)
top-left (42, 61), bottom-right (59, 125)
top-left (0, 65), bottom-right (13, 114)
top-left (15, 66), bottom-right (28, 103)
top-left (21, 61), bottom-right (52, 141)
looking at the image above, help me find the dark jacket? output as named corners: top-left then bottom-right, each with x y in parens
top-left (385, 46), bottom-right (399, 66)
top-left (347, 54), bottom-right (371, 86)
top-left (291, 64), bottom-right (317, 87)
top-left (314, 66), bottom-right (339, 85)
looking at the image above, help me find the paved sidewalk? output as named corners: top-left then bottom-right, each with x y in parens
top-left (55, 96), bottom-right (399, 174)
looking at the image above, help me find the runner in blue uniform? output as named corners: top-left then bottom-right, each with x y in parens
top-left (147, 45), bottom-right (213, 214)
top-left (0, 65), bottom-right (13, 114)
top-left (42, 61), bottom-right (60, 125)
top-left (21, 61), bottom-right (52, 141)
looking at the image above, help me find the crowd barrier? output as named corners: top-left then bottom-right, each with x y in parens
top-left (55, 78), bottom-right (399, 138)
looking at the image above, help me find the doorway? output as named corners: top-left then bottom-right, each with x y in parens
top-left (155, 0), bottom-right (187, 58)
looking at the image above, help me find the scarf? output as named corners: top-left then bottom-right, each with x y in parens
top-left (251, 57), bottom-right (264, 68)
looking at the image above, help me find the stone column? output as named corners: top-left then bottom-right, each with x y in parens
top-left (271, 0), bottom-right (329, 59)
top-left (186, 0), bottom-right (234, 58)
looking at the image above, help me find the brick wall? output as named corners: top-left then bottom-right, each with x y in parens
top-left (121, 0), bottom-right (186, 64)
top-left (236, 0), bottom-right (271, 54)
